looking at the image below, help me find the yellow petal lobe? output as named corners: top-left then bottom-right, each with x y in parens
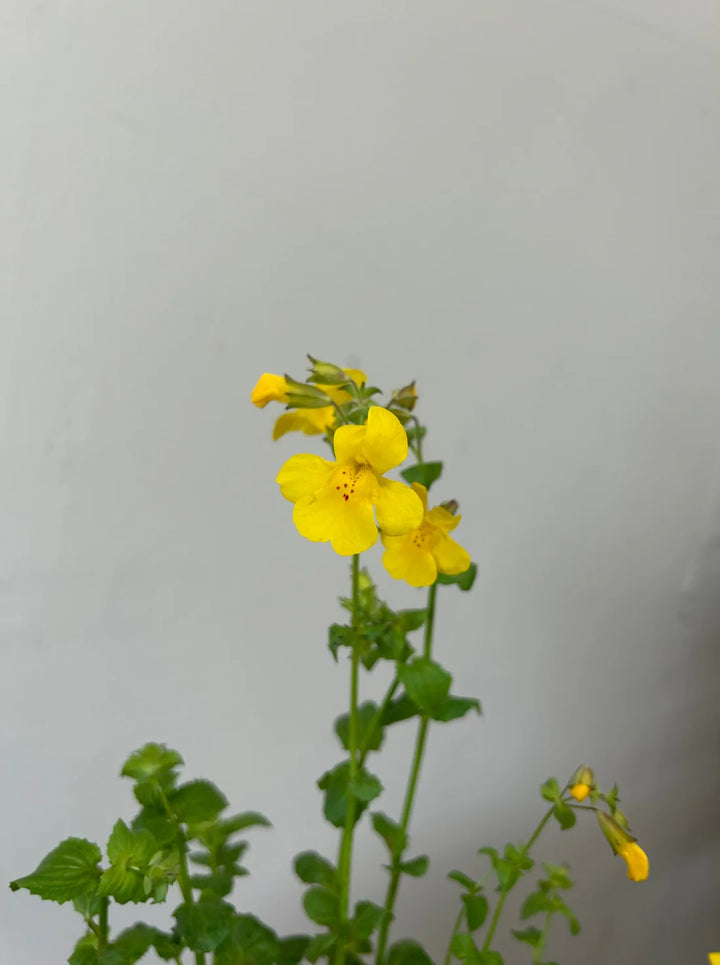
top-left (433, 533), bottom-right (471, 575)
top-left (570, 783), bottom-right (592, 802)
top-left (276, 453), bottom-right (334, 502)
top-left (362, 407), bottom-right (409, 474)
top-left (252, 373), bottom-right (288, 407)
top-left (273, 408), bottom-right (334, 439)
top-left (383, 538), bottom-right (438, 587)
top-left (618, 842), bottom-right (649, 882)
top-left (375, 478), bottom-right (424, 536)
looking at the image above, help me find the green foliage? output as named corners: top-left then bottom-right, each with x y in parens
top-left (552, 803), bottom-right (576, 831)
top-left (398, 657), bottom-right (452, 713)
top-left (305, 932), bottom-right (337, 963)
top-left (214, 913), bottom-right (280, 965)
top-left (335, 701), bottom-right (384, 753)
top-left (10, 838), bottom-right (102, 904)
top-left (430, 696), bottom-right (482, 723)
top-left (386, 939), bottom-right (435, 965)
top-left (174, 896), bottom-right (235, 952)
top-left (294, 852), bottom-right (338, 889)
top-left (399, 855), bottom-right (429, 878)
top-left (401, 461), bottom-right (443, 490)
top-left (351, 900), bottom-right (388, 939)
top-left (372, 813), bottom-right (407, 858)
top-left (436, 563), bottom-right (477, 591)
top-left (168, 780), bottom-right (229, 825)
top-left (69, 935), bottom-right (99, 965)
top-left (462, 893), bottom-right (488, 931)
top-left (121, 744), bottom-right (183, 785)
top-left (302, 887), bottom-right (339, 926)
top-left (317, 762), bottom-right (383, 828)
top-left (479, 843), bottom-right (534, 893)
top-left (277, 935), bottom-right (312, 965)
top-left (450, 932), bottom-right (479, 960)
top-left (520, 864), bottom-right (580, 937)
top-left (381, 695), bottom-right (419, 725)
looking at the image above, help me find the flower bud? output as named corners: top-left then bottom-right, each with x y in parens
top-left (251, 373), bottom-right (289, 408)
top-left (388, 381), bottom-right (418, 412)
top-left (283, 376), bottom-right (333, 409)
top-left (596, 811), bottom-right (649, 882)
top-left (569, 765), bottom-right (595, 802)
top-left (440, 499), bottom-right (459, 516)
top-left (306, 355), bottom-right (351, 385)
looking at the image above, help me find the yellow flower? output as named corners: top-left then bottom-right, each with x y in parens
top-left (276, 406), bottom-right (423, 556)
top-left (570, 783), bottom-right (592, 802)
top-left (251, 369), bottom-right (366, 440)
top-left (381, 483), bottom-right (471, 587)
top-left (617, 841), bottom-right (649, 882)
top-left (708, 954), bottom-right (720, 964)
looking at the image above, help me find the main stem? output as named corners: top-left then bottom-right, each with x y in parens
top-left (159, 787), bottom-right (205, 965)
top-left (481, 807), bottom-right (554, 953)
top-left (336, 554), bottom-right (361, 965)
top-left (98, 896), bottom-right (109, 951)
top-left (374, 582), bottom-right (438, 965)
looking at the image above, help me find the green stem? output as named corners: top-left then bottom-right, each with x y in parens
top-left (533, 910), bottom-right (552, 964)
top-left (358, 676), bottom-right (399, 769)
top-left (158, 787), bottom-right (205, 965)
top-left (375, 582), bottom-right (438, 965)
top-left (98, 896), bottom-right (109, 951)
top-left (443, 906), bottom-right (466, 965)
top-left (481, 808), bottom-right (554, 953)
top-left (336, 555), bottom-right (361, 965)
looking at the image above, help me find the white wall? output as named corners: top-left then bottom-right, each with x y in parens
top-left (1, 2), bottom-right (719, 962)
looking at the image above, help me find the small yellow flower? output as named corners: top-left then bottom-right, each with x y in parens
top-left (570, 783), bottom-right (592, 802)
top-left (251, 369), bottom-right (366, 440)
top-left (708, 954), bottom-right (720, 964)
top-left (381, 483), bottom-right (471, 587)
top-left (276, 406), bottom-right (423, 556)
top-left (617, 841), bottom-right (649, 882)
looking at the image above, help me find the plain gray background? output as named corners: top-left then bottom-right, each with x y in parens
top-left (2, 1), bottom-right (719, 962)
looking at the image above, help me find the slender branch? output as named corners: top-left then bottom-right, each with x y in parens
top-left (336, 555), bottom-right (361, 965)
top-left (533, 910), bottom-right (552, 964)
top-left (358, 676), bottom-right (399, 769)
top-left (158, 787), bottom-right (205, 965)
top-left (443, 905), bottom-right (466, 965)
top-left (374, 582), bottom-right (438, 965)
top-left (98, 896), bottom-right (109, 951)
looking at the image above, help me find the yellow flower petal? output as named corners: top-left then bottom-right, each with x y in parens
top-left (411, 482), bottom-right (429, 513)
top-left (362, 406), bottom-right (409, 474)
top-left (333, 424), bottom-right (367, 464)
top-left (433, 533), bottom-right (471, 575)
top-left (273, 408), bottom-right (334, 440)
top-left (383, 539), bottom-right (438, 587)
top-left (251, 373), bottom-right (288, 408)
top-left (708, 954), bottom-right (720, 964)
top-left (276, 453), bottom-right (334, 502)
top-left (426, 505), bottom-right (460, 534)
top-left (570, 782), bottom-right (592, 802)
top-left (293, 466), bottom-right (379, 555)
top-left (375, 478), bottom-right (424, 536)
top-left (618, 842), bottom-right (649, 882)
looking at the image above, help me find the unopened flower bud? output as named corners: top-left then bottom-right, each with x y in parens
top-left (440, 499), bottom-right (459, 516)
top-left (306, 355), bottom-right (351, 385)
top-left (388, 381), bottom-right (418, 412)
top-left (251, 373), bottom-right (290, 408)
top-left (570, 765), bottom-right (595, 802)
top-left (596, 811), bottom-right (649, 882)
top-left (283, 376), bottom-right (333, 409)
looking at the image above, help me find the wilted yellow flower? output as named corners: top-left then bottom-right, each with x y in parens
top-left (617, 841), bottom-right (649, 882)
top-left (251, 369), bottom-right (366, 440)
top-left (276, 407), bottom-right (423, 556)
top-left (381, 483), bottom-right (471, 587)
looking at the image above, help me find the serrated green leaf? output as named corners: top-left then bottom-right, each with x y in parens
top-left (552, 803), bottom-right (576, 831)
top-left (396, 609), bottom-right (427, 632)
top-left (430, 696), bottom-right (482, 723)
top-left (436, 563), bottom-right (476, 590)
top-left (317, 762), bottom-right (379, 828)
top-left (73, 891), bottom-right (102, 919)
top-left (220, 811), bottom-right (272, 835)
top-left (448, 869), bottom-right (477, 891)
top-left (169, 780), bottom-right (228, 825)
top-left (387, 940), bottom-right (434, 965)
top-left (398, 658), bottom-right (452, 713)
top-left (462, 892), bottom-right (488, 931)
top-left (214, 913), bottom-right (279, 965)
top-left (99, 923), bottom-right (158, 965)
top-left (106, 820), bottom-right (157, 869)
top-left (98, 865), bottom-right (147, 904)
top-left (10, 838), bottom-right (102, 904)
top-left (303, 887), bottom-right (339, 926)
top-left (400, 855), bottom-right (429, 877)
top-left (334, 702), bottom-right (384, 753)
top-left (512, 926), bottom-right (543, 947)
top-left (294, 852), bottom-right (337, 889)
top-left (70, 934), bottom-right (99, 965)
top-left (174, 898), bottom-right (234, 952)
top-left (121, 744), bottom-right (183, 784)
top-left (352, 900), bottom-right (388, 939)
top-left (372, 813), bottom-right (407, 857)
top-left (131, 808), bottom-right (177, 848)
top-left (401, 461), bottom-right (443, 490)
top-left (450, 933), bottom-right (478, 960)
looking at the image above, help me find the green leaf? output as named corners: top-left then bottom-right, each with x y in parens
top-left (436, 563), bottom-right (476, 591)
top-left (70, 935), bottom-right (99, 965)
top-left (512, 927), bottom-right (543, 948)
top-left (552, 803), bottom-right (576, 831)
top-left (131, 808), bottom-right (177, 848)
top-left (73, 892), bottom-right (102, 919)
top-left (381, 695), bottom-right (419, 725)
top-left (399, 855), bottom-right (429, 877)
top-left (215, 913), bottom-right (280, 965)
top-left (556, 901), bottom-right (581, 935)
top-left (317, 762), bottom-right (381, 828)
top-left (448, 869), bottom-right (477, 891)
top-left (334, 701), bottom-right (384, 753)
top-left (98, 865), bottom-right (147, 904)
top-left (303, 886), bottom-right (339, 926)
top-left (106, 820), bottom-right (157, 869)
top-left (386, 940), bottom-right (434, 965)
top-left (520, 892), bottom-right (553, 920)
top-left (430, 696), bottom-right (482, 723)
top-left (169, 780), bottom-right (228, 825)
top-left (219, 811), bottom-right (272, 835)
top-left (99, 924), bottom-right (158, 965)
top-left (462, 893), bottom-right (488, 931)
top-left (328, 624), bottom-right (355, 660)
top-left (10, 838), bottom-right (102, 904)
top-left (401, 461), bottom-right (443, 490)
top-left (352, 900), bottom-right (388, 939)
top-left (372, 813), bottom-right (407, 857)
top-left (174, 898), bottom-right (235, 952)
top-left (450, 933), bottom-right (478, 960)
top-left (398, 658), bottom-right (452, 713)
top-left (350, 771), bottom-right (383, 803)
top-left (396, 609), bottom-right (427, 632)
top-left (540, 778), bottom-right (561, 804)
top-left (305, 933), bottom-right (337, 963)
top-left (121, 744), bottom-right (183, 784)
top-left (150, 930), bottom-right (184, 961)
top-left (277, 935), bottom-right (312, 965)
top-left (294, 852), bottom-right (337, 889)
top-left (476, 954), bottom-right (503, 965)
